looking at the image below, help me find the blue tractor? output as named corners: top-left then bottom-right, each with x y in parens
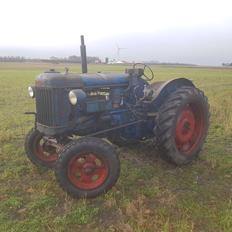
top-left (25, 36), bottom-right (209, 198)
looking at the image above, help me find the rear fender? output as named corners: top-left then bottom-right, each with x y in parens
top-left (151, 78), bottom-right (194, 109)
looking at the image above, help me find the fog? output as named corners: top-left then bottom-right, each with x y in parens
top-left (88, 25), bottom-right (232, 66)
top-left (1, 24), bottom-right (232, 66)
top-left (0, 0), bottom-right (232, 66)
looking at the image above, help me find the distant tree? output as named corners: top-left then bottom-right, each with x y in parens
top-left (0, 55), bottom-right (101, 64)
top-left (68, 55), bottom-right (81, 62)
top-left (0, 56), bottom-right (25, 62)
top-left (222, 62), bottom-right (232, 66)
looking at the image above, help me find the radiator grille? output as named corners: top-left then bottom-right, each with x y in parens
top-left (35, 87), bottom-right (68, 126)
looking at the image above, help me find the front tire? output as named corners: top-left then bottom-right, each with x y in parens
top-left (24, 128), bottom-right (59, 168)
top-left (155, 86), bottom-right (210, 165)
top-left (55, 137), bottom-right (120, 198)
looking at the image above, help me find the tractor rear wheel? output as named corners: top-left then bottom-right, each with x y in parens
top-left (55, 137), bottom-right (120, 198)
top-left (155, 86), bottom-right (209, 165)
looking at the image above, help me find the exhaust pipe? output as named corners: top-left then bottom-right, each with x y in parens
top-left (80, 35), bottom-right (88, 73)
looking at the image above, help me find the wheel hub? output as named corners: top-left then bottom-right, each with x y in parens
top-left (175, 105), bottom-right (204, 155)
top-left (67, 153), bottom-right (109, 190)
top-left (176, 109), bottom-right (195, 143)
top-left (35, 138), bottom-right (58, 162)
top-left (83, 163), bottom-right (96, 175)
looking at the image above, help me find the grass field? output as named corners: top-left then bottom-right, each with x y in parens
top-left (0, 62), bottom-right (232, 232)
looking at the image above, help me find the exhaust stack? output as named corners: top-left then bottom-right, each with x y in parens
top-left (80, 35), bottom-right (88, 73)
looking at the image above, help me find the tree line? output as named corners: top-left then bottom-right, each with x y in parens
top-left (222, 63), bottom-right (232, 66)
top-left (0, 55), bottom-right (101, 63)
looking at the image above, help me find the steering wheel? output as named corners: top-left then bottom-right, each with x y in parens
top-left (133, 63), bottom-right (154, 81)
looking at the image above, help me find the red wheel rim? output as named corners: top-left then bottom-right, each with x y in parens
top-left (67, 153), bottom-right (109, 190)
top-left (34, 138), bottom-right (58, 162)
top-left (175, 104), bottom-right (204, 155)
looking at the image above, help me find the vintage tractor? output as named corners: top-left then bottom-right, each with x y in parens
top-left (25, 36), bottom-right (209, 198)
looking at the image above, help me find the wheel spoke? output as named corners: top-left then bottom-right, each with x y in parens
top-left (71, 170), bottom-right (81, 179)
top-left (182, 142), bottom-right (191, 152)
top-left (73, 160), bottom-right (83, 171)
top-left (80, 173), bottom-right (92, 183)
top-left (85, 154), bottom-right (96, 163)
top-left (96, 161), bottom-right (105, 170)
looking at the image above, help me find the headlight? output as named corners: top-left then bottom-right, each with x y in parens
top-left (28, 86), bottom-right (35, 98)
top-left (69, 91), bottom-right (78, 105)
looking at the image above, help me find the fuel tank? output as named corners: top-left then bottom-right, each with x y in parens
top-left (35, 70), bottom-right (129, 89)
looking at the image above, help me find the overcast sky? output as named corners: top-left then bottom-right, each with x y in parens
top-left (0, 0), bottom-right (232, 65)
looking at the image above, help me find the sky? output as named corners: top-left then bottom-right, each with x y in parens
top-left (0, 0), bottom-right (232, 65)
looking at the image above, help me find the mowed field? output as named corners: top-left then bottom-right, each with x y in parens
top-left (0, 62), bottom-right (232, 232)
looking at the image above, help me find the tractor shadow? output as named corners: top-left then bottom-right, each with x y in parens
top-left (118, 140), bottom-right (171, 168)
top-left (116, 139), bottom-right (204, 197)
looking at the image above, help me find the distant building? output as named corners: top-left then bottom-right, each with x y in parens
top-left (50, 56), bottom-right (59, 60)
top-left (107, 59), bottom-right (128, 64)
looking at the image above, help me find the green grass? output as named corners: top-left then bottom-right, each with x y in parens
top-left (0, 62), bottom-right (232, 232)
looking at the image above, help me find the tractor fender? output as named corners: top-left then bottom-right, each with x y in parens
top-left (150, 78), bottom-right (195, 109)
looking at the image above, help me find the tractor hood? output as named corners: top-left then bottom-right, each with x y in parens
top-left (35, 70), bottom-right (129, 89)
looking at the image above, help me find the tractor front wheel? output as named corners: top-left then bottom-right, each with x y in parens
top-left (24, 128), bottom-right (61, 168)
top-left (155, 86), bottom-right (209, 165)
top-left (55, 137), bottom-right (120, 198)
